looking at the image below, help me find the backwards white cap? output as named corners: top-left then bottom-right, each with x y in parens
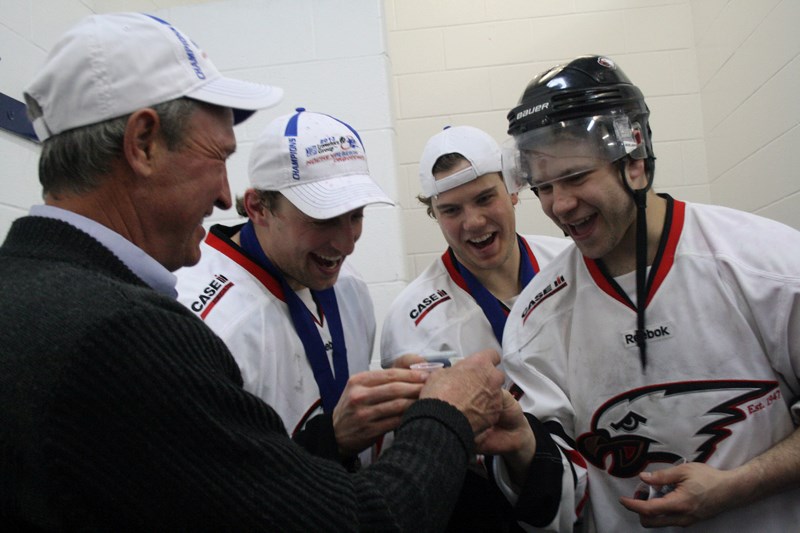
top-left (248, 108), bottom-right (394, 219)
top-left (418, 125), bottom-right (503, 198)
top-left (24, 12), bottom-right (283, 141)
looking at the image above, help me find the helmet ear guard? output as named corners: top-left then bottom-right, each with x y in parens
top-left (629, 121), bottom-right (648, 160)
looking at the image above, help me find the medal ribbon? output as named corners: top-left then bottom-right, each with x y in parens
top-left (445, 235), bottom-right (537, 344)
top-left (239, 221), bottom-right (349, 413)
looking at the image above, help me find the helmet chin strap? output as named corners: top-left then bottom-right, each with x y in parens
top-left (616, 159), bottom-right (652, 370)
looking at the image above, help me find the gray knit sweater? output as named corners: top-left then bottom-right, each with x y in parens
top-left (0, 216), bottom-right (474, 531)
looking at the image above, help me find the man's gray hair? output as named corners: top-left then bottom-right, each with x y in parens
top-left (35, 98), bottom-right (200, 195)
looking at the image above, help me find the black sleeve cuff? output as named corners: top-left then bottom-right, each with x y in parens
top-left (491, 412), bottom-right (565, 527)
top-left (399, 398), bottom-right (475, 460)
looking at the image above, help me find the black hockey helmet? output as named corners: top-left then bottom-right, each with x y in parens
top-left (508, 55), bottom-right (649, 136)
top-left (503, 55), bottom-right (655, 194)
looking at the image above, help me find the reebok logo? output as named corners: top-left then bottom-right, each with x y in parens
top-left (623, 324), bottom-right (673, 347)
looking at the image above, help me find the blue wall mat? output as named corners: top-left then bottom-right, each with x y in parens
top-left (0, 92), bottom-right (38, 143)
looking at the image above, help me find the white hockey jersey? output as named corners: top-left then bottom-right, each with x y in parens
top-left (503, 198), bottom-right (800, 532)
top-left (176, 224), bottom-right (375, 439)
top-left (381, 234), bottom-right (571, 367)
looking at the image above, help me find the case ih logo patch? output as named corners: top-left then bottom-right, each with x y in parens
top-left (521, 274), bottom-right (567, 324)
top-left (576, 380), bottom-right (779, 478)
top-left (409, 289), bottom-right (451, 325)
top-left (190, 274), bottom-right (234, 319)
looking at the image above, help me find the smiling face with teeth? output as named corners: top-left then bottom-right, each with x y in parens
top-left (528, 138), bottom-right (645, 266)
top-left (431, 161), bottom-right (520, 278)
top-left (252, 193), bottom-right (364, 291)
top-left (137, 103), bottom-right (236, 272)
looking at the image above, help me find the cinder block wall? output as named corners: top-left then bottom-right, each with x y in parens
top-left (386, 0), bottom-right (709, 282)
top-left (692, 0), bottom-right (800, 227)
top-left (385, 0), bottom-right (799, 287)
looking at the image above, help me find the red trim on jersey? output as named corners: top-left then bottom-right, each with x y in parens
top-left (647, 199), bottom-right (685, 305)
top-left (508, 382), bottom-right (525, 401)
top-left (441, 249), bottom-right (470, 292)
top-left (373, 434), bottom-right (386, 457)
top-left (205, 229), bottom-right (285, 301)
top-left (311, 308), bottom-right (325, 327)
top-left (566, 448), bottom-right (588, 469)
top-left (583, 259), bottom-right (631, 309)
top-left (205, 229), bottom-right (328, 326)
top-left (520, 236), bottom-right (541, 273)
top-left (583, 199), bottom-right (686, 311)
top-left (565, 449), bottom-right (589, 517)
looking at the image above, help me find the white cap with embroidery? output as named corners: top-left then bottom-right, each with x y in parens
top-left (248, 108), bottom-right (394, 220)
top-left (24, 12), bottom-right (283, 141)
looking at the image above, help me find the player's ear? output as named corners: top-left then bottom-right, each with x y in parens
top-left (124, 108), bottom-right (162, 177)
top-left (624, 158), bottom-right (647, 189)
top-left (243, 189), bottom-right (271, 226)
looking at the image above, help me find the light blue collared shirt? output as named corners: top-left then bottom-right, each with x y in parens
top-left (29, 205), bottom-right (178, 298)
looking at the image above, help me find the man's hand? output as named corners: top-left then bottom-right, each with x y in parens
top-left (419, 349), bottom-right (505, 434)
top-left (621, 427), bottom-right (800, 528)
top-left (333, 369), bottom-right (426, 456)
top-left (475, 390), bottom-right (536, 486)
top-left (619, 461), bottom-right (738, 528)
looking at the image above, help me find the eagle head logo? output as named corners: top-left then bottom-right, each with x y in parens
top-left (576, 380), bottom-right (778, 478)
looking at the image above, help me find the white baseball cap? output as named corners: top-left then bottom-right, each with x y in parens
top-left (24, 12), bottom-right (283, 141)
top-left (248, 108), bottom-right (394, 219)
top-left (419, 125), bottom-right (503, 198)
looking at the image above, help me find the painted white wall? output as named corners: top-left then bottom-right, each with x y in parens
top-left (2, 1), bottom-right (798, 365)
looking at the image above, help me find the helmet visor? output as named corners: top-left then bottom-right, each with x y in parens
top-left (502, 114), bottom-right (639, 194)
